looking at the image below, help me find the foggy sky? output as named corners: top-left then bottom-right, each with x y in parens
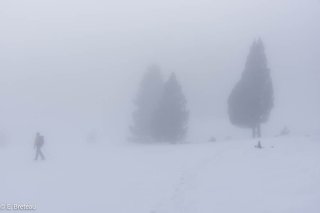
top-left (0, 0), bottom-right (319, 143)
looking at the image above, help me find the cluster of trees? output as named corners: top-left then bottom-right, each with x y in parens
top-left (131, 39), bottom-right (274, 142)
top-left (130, 65), bottom-right (189, 143)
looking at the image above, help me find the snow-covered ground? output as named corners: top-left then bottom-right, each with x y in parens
top-left (1, 135), bottom-right (319, 213)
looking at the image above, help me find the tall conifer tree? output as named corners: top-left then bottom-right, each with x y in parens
top-left (131, 65), bottom-right (164, 142)
top-left (152, 73), bottom-right (189, 142)
top-left (228, 39), bottom-right (274, 138)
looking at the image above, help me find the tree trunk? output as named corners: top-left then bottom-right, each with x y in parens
top-left (252, 124), bottom-right (262, 138)
top-left (252, 126), bottom-right (256, 138)
top-left (257, 123), bottom-right (261, 138)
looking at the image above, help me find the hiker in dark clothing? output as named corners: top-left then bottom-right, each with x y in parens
top-left (34, 132), bottom-right (45, 161)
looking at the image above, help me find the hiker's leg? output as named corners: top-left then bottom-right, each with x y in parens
top-left (39, 150), bottom-right (45, 160)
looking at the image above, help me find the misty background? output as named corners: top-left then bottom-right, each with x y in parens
top-left (0, 0), bottom-right (319, 145)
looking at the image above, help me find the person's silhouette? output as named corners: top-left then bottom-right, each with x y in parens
top-left (34, 132), bottom-right (45, 161)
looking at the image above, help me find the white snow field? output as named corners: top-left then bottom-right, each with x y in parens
top-left (1, 136), bottom-right (319, 213)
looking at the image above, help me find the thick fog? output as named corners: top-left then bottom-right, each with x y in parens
top-left (0, 0), bottom-right (319, 144)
